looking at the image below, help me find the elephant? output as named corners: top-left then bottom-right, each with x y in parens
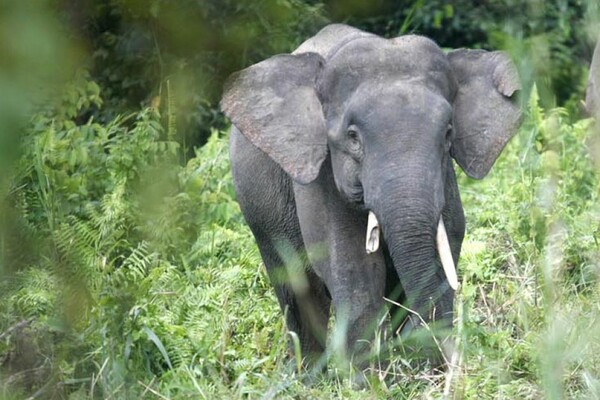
top-left (221, 24), bottom-right (522, 368)
top-left (586, 38), bottom-right (600, 122)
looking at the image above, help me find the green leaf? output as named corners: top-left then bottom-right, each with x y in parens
top-left (142, 326), bottom-right (173, 370)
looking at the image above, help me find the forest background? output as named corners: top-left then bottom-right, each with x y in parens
top-left (1, 1), bottom-right (600, 398)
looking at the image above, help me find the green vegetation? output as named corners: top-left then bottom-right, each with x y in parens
top-left (1, 1), bottom-right (600, 399)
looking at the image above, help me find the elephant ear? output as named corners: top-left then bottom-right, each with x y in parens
top-left (448, 49), bottom-right (522, 179)
top-left (221, 52), bottom-right (327, 184)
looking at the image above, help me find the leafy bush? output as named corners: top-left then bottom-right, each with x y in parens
top-left (455, 86), bottom-right (600, 398)
top-left (65, 0), bottom-right (328, 150)
top-left (0, 73), bottom-right (278, 398)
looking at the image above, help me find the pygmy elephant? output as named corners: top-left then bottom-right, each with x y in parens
top-left (221, 24), bottom-right (522, 366)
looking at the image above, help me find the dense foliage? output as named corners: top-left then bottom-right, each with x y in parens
top-left (1, 75), bottom-right (271, 398)
top-left (59, 0), bottom-right (599, 148)
top-left (1, 1), bottom-right (600, 398)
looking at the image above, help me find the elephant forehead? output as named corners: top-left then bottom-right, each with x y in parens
top-left (351, 82), bottom-right (452, 133)
top-left (359, 82), bottom-right (451, 115)
top-left (319, 36), bottom-right (453, 105)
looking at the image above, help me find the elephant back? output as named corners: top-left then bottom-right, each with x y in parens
top-left (293, 24), bottom-right (375, 60)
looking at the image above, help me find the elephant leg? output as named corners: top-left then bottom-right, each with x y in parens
top-left (329, 266), bottom-right (387, 365)
top-left (230, 127), bottom-right (330, 364)
top-left (293, 160), bottom-right (388, 367)
top-left (252, 233), bottom-right (331, 364)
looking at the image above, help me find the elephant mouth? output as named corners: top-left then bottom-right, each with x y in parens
top-left (365, 211), bottom-right (459, 290)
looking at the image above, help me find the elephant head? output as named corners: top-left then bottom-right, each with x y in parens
top-left (222, 24), bottom-right (521, 337)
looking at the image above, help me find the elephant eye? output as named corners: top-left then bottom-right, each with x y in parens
top-left (346, 126), bottom-right (362, 152)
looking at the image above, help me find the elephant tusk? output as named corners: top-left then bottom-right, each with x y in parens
top-left (366, 211), bottom-right (380, 254)
top-left (437, 218), bottom-right (459, 290)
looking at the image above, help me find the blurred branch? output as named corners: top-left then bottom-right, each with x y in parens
top-left (0, 318), bottom-right (34, 341)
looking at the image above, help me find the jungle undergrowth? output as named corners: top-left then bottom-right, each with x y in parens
top-left (0, 75), bottom-right (599, 399)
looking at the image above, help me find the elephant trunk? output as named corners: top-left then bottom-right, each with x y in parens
top-left (364, 165), bottom-right (452, 322)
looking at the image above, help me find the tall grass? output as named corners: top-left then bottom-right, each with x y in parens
top-left (452, 86), bottom-right (600, 399)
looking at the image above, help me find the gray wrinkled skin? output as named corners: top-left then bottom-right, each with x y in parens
top-left (221, 24), bottom-right (522, 368)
